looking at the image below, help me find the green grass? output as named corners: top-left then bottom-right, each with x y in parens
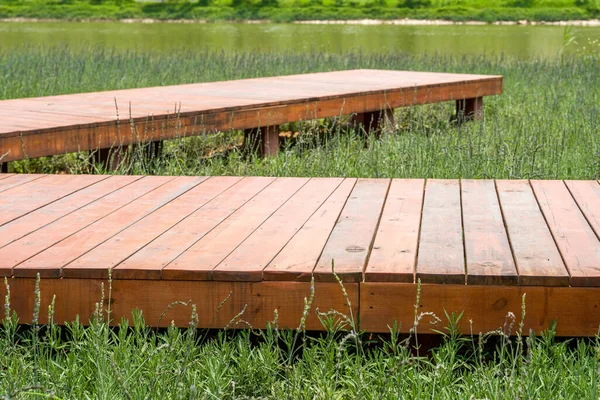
top-left (0, 0), bottom-right (599, 22)
top-left (2, 277), bottom-right (600, 398)
top-left (2, 46), bottom-right (599, 179)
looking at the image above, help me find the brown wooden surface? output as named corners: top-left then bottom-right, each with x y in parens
top-left (462, 179), bottom-right (518, 285)
top-left (416, 179), bottom-right (465, 284)
top-left (4, 175), bottom-right (600, 335)
top-left (0, 70), bottom-right (502, 162)
top-left (495, 180), bottom-right (569, 286)
top-left (312, 179), bottom-right (389, 283)
top-left (364, 179), bottom-right (424, 282)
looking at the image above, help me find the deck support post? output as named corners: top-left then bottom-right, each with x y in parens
top-left (456, 97), bottom-right (483, 122)
top-left (91, 141), bottom-right (163, 172)
top-left (243, 126), bottom-right (280, 157)
top-left (92, 146), bottom-right (130, 172)
top-left (351, 109), bottom-right (395, 136)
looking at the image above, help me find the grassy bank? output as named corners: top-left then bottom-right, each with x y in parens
top-left (0, 1), bottom-right (599, 22)
top-left (1, 47), bottom-right (599, 179)
top-left (2, 276), bottom-right (600, 398)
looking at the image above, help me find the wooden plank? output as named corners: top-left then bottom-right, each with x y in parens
top-left (565, 180), bottom-right (600, 240)
top-left (531, 180), bottom-right (600, 287)
top-left (113, 177), bottom-right (274, 280)
top-left (63, 177), bottom-right (241, 279)
top-left (496, 180), bottom-right (569, 286)
top-left (0, 174), bottom-right (107, 226)
top-left (0, 176), bottom-right (171, 277)
top-left (213, 178), bottom-right (344, 282)
top-left (0, 174), bottom-right (44, 193)
top-left (313, 179), bottom-right (390, 283)
top-left (361, 282), bottom-right (600, 336)
top-left (462, 179), bottom-right (518, 285)
top-left (162, 177), bottom-right (309, 281)
top-left (263, 178), bottom-right (356, 282)
top-left (416, 179), bottom-right (465, 284)
top-left (0, 176), bottom-right (139, 248)
top-left (0, 70), bottom-right (503, 162)
top-left (4, 278), bottom-right (358, 331)
top-left (364, 179), bottom-right (424, 283)
top-left (15, 177), bottom-right (206, 279)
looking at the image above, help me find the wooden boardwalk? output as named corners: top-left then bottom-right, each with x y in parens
top-left (0, 69), bottom-right (502, 162)
top-left (3, 174), bottom-right (599, 336)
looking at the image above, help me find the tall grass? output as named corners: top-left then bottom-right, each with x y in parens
top-left (2, 47), bottom-right (598, 179)
top-left (2, 276), bottom-right (600, 398)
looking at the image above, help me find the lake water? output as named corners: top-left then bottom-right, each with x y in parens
top-left (1, 22), bottom-right (599, 59)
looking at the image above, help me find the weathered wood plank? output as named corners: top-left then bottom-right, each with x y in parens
top-left (364, 179), bottom-right (424, 283)
top-left (163, 177), bottom-right (308, 281)
top-left (496, 180), bottom-right (569, 286)
top-left (1, 176), bottom-right (171, 277)
top-left (313, 179), bottom-right (390, 283)
top-left (263, 178), bottom-right (356, 282)
top-left (531, 180), bottom-right (600, 287)
top-left (416, 179), bottom-right (465, 284)
top-left (113, 177), bottom-right (274, 280)
top-left (213, 178), bottom-right (344, 282)
top-left (462, 179), bottom-right (517, 285)
top-left (63, 177), bottom-right (239, 279)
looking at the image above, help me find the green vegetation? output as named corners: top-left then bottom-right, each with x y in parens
top-left (1, 46), bottom-right (599, 179)
top-left (0, 0), bottom-right (599, 21)
top-left (3, 276), bottom-right (600, 398)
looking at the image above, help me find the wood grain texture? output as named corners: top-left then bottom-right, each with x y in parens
top-left (565, 180), bottom-right (600, 241)
top-left (3, 278), bottom-right (358, 331)
top-left (416, 179), bottom-right (465, 284)
top-left (63, 176), bottom-right (239, 279)
top-left (0, 175), bottom-right (160, 277)
top-left (263, 178), bottom-right (357, 282)
top-left (364, 179), bottom-right (424, 283)
top-left (0, 176), bottom-right (138, 249)
top-left (313, 178), bottom-right (390, 283)
top-left (113, 177), bottom-right (274, 280)
top-left (32, 177), bottom-right (205, 279)
top-left (213, 178), bottom-right (344, 282)
top-left (361, 282), bottom-right (600, 336)
top-left (0, 174), bottom-right (44, 193)
top-left (0, 174), bottom-right (107, 226)
top-left (496, 180), bottom-right (569, 286)
top-left (462, 179), bottom-right (517, 285)
top-left (0, 70), bottom-right (502, 162)
top-left (163, 177), bottom-right (308, 281)
top-left (531, 180), bottom-right (600, 287)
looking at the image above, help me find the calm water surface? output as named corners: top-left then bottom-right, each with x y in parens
top-left (1, 22), bottom-right (599, 58)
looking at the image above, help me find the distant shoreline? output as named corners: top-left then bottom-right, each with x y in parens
top-left (1, 17), bottom-right (600, 25)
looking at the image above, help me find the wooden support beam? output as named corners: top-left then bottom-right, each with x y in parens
top-left (243, 126), bottom-right (280, 157)
top-left (91, 146), bottom-right (130, 172)
top-left (351, 109), bottom-right (395, 136)
top-left (456, 97), bottom-right (483, 121)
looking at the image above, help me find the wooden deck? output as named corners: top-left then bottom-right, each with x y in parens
top-left (0, 69), bottom-right (502, 162)
top-left (3, 174), bottom-right (600, 336)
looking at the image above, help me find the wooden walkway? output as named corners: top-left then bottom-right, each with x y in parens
top-left (3, 174), bottom-right (600, 336)
top-left (0, 69), bottom-right (502, 162)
